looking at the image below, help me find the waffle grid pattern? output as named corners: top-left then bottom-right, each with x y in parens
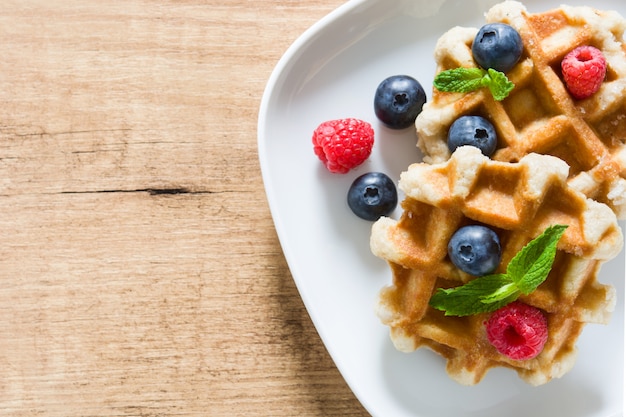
top-left (372, 146), bottom-right (623, 385)
top-left (415, 1), bottom-right (626, 218)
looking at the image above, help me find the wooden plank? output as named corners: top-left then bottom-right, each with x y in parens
top-left (0, 1), bottom-right (369, 415)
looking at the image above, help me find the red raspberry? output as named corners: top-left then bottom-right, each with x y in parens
top-left (485, 301), bottom-right (548, 361)
top-left (312, 118), bottom-right (374, 174)
top-left (561, 45), bottom-right (607, 99)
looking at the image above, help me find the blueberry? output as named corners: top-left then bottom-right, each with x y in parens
top-left (374, 75), bottom-right (427, 129)
top-left (472, 23), bottom-right (523, 73)
top-left (347, 172), bottom-right (397, 221)
top-left (447, 115), bottom-right (497, 156)
top-left (447, 225), bottom-right (501, 276)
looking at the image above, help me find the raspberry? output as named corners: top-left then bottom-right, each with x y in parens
top-left (485, 301), bottom-right (548, 361)
top-left (561, 45), bottom-right (607, 99)
top-left (312, 118), bottom-right (374, 174)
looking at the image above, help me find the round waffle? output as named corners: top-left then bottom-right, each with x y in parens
top-left (415, 1), bottom-right (626, 218)
top-left (371, 146), bottom-right (623, 385)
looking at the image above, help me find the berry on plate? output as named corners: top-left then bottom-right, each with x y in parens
top-left (312, 118), bottom-right (374, 174)
top-left (561, 45), bottom-right (607, 99)
top-left (472, 23), bottom-right (523, 73)
top-left (447, 225), bottom-right (501, 276)
top-left (347, 172), bottom-right (397, 221)
top-left (485, 301), bottom-right (548, 361)
top-left (374, 75), bottom-right (427, 129)
top-left (447, 115), bottom-right (497, 156)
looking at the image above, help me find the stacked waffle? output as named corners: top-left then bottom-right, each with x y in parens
top-left (416, 0), bottom-right (626, 217)
top-left (371, 1), bottom-right (625, 385)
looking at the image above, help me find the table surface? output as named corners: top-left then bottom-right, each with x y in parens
top-left (0, 1), bottom-right (371, 416)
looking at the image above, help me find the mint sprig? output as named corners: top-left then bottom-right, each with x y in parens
top-left (429, 224), bottom-right (568, 316)
top-left (434, 67), bottom-right (515, 101)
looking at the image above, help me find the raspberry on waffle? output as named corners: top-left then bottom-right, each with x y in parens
top-left (415, 1), bottom-right (626, 218)
top-left (371, 146), bottom-right (623, 385)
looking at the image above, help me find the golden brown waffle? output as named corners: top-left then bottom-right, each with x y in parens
top-left (371, 146), bottom-right (623, 385)
top-left (415, 1), bottom-right (626, 218)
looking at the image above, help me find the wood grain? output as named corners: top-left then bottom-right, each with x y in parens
top-left (0, 1), bottom-right (370, 415)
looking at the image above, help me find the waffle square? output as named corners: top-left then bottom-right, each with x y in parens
top-left (371, 146), bottom-right (623, 385)
top-left (415, 1), bottom-right (626, 218)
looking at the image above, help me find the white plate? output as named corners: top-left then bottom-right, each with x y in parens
top-left (258, 1), bottom-right (626, 416)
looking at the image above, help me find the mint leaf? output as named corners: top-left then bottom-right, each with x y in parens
top-left (428, 225), bottom-right (568, 316)
top-left (479, 281), bottom-right (519, 304)
top-left (433, 68), bottom-right (485, 93)
top-left (433, 67), bottom-right (514, 101)
top-left (429, 274), bottom-right (513, 316)
top-left (483, 68), bottom-right (515, 101)
top-left (508, 224), bottom-right (568, 294)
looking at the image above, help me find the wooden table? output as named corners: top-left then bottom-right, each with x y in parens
top-left (0, 1), bottom-right (370, 415)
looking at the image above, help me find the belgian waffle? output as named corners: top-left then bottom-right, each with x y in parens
top-left (415, 1), bottom-right (626, 218)
top-left (371, 146), bottom-right (623, 385)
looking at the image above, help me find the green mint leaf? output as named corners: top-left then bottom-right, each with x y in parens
top-left (479, 282), bottom-right (519, 305)
top-left (433, 67), bottom-right (514, 101)
top-left (429, 274), bottom-right (513, 316)
top-left (433, 67), bottom-right (486, 93)
top-left (507, 224), bottom-right (568, 295)
top-left (429, 225), bottom-right (568, 316)
top-left (483, 68), bottom-right (515, 101)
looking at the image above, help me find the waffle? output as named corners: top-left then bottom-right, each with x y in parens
top-left (415, 1), bottom-right (626, 218)
top-left (371, 146), bottom-right (623, 385)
